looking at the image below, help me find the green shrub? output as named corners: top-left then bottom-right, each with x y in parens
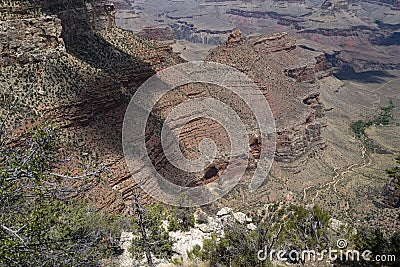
top-left (0, 126), bottom-right (122, 266)
top-left (350, 101), bottom-right (394, 140)
top-left (168, 206), bottom-right (195, 232)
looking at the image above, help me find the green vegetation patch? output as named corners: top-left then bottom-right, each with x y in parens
top-left (350, 100), bottom-right (395, 152)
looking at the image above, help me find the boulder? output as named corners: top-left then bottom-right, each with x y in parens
top-left (227, 29), bottom-right (243, 45)
top-left (232, 212), bottom-right (249, 224)
top-left (216, 207), bottom-right (232, 217)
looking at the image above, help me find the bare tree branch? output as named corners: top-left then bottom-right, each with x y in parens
top-left (48, 166), bottom-right (109, 180)
top-left (0, 224), bottom-right (26, 245)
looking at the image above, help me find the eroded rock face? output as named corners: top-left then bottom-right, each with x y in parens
top-left (57, 0), bottom-right (116, 43)
top-left (250, 32), bottom-right (296, 53)
top-left (227, 29), bottom-right (243, 45)
top-left (0, 16), bottom-right (65, 66)
top-left (0, 0), bottom-right (115, 66)
top-left (0, 0), bottom-right (184, 212)
top-left (207, 31), bottom-right (329, 169)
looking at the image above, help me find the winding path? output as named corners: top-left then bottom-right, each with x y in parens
top-left (303, 140), bottom-right (372, 209)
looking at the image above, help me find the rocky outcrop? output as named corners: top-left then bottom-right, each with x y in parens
top-left (56, 0), bottom-right (115, 43)
top-left (207, 31), bottom-right (329, 169)
top-left (250, 32), bottom-right (296, 53)
top-left (284, 54), bottom-right (332, 83)
top-left (137, 25), bottom-right (175, 41)
top-left (118, 207), bottom-right (256, 266)
top-left (0, 15), bottom-right (65, 66)
top-left (170, 20), bottom-right (234, 45)
top-left (0, 0), bottom-right (115, 66)
top-left (227, 29), bottom-right (243, 45)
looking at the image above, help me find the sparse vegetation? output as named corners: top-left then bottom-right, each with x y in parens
top-left (130, 190), bottom-right (173, 266)
top-left (0, 125), bottom-right (123, 266)
top-left (387, 155), bottom-right (400, 194)
top-left (351, 100), bottom-right (394, 139)
top-left (350, 100), bottom-right (395, 153)
top-left (168, 205), bottom-right (195, 232)
top-left (189, 204), bottom-right (332, 266)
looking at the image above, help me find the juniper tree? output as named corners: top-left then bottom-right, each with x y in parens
top-left (130, 187), bottom-right (173, 266)
top-left (0, 118), bottom-right (122, 266)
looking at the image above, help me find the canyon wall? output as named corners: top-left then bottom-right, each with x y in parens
top-left (207, 31), bottom-right (330, 169)
top-left (0, 0), bottom-right (336, 211)
top-left (170, 19), bottom-right (233, 45)
top-left (0, 0), bottom-right (184, 212)
top-left (112, 0), bottom-right (400, 72)
top-left (0, 0), bottom-right (115, 66)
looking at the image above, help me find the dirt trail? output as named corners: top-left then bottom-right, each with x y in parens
top-left (302, 72), bottom-right (399, 207)
top-left (303, 140), bottom-right (372, 209)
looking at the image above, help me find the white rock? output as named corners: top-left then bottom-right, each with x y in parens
top-left (216, 207), bottom-right (232, 217)
top-left (330, 218), bottom-right (344, 231)
top-left (233, 212), bottom-right (247, 224)
top-left (119, 231), bottom-right (134, 267)
top-left (247, 223), bottom-right (257, 231)
top-left (169, 227), bottom-right (213, 260)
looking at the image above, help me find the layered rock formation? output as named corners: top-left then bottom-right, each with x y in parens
top-left (137, 25), bottom-right (175, 42)
top-left (112, 0), bottom-right (400, 72)
top-left (129, 32), bottom-right (333, 190)
top-left (169, 18), bottom-right (234, 45)
top-left (207, 31), bottom-right (330, 167)
top-left (0, 0), bottom-right (184, 212)
top-left (223, 0), bottom-right (400, 72)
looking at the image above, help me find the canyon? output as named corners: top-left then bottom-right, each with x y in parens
top-left (112, 0), bottom-right (400, 72)
top-left (1, 0), bottom-right (399, 235)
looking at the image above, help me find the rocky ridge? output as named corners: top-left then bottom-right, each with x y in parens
top-left (1, 1), bottom-right (399, 237)
top-left (112, 0), bottom-right (400, 72)
top-left (0, 0), bottom-right (184, 212)
top-left (1, 0), bottom-right (333, 211)
top-left (207, 31), bottom-right (330, 167)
